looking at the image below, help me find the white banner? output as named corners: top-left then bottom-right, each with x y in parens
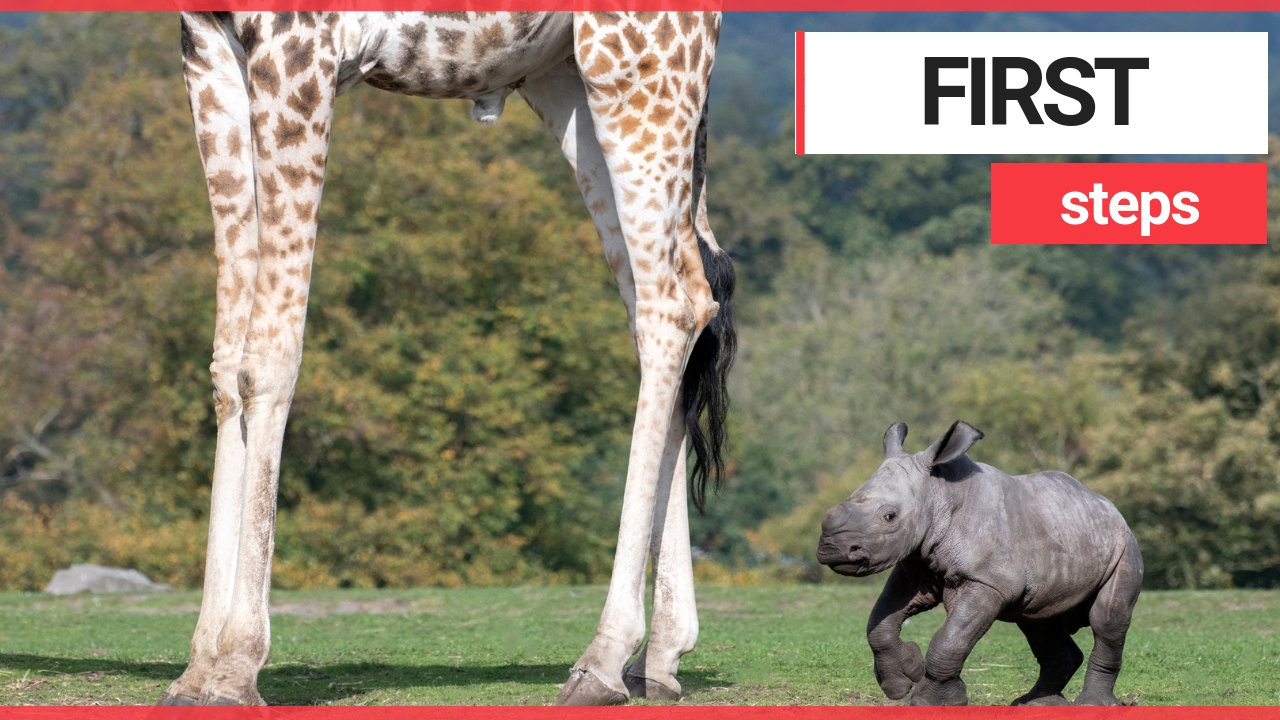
top-left (798, 32), bottom-right (1268, 155)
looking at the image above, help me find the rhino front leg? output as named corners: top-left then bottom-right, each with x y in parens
top-left (910, 583), bottom-right (1001, 706)
top-left (866, 563), bottom-right (940, 700)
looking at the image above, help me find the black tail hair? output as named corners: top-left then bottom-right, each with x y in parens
top-left (683, 98), bottom-right (737, 515)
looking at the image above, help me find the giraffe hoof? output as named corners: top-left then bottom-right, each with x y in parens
top-left (198, 688), bottom-right (265, 706)
top-left (624, 674), bottom-right (681, 702)
top-left (157, 692), bottom-right (200, 706)
top-left (556, 667), bottom-right (628, 706)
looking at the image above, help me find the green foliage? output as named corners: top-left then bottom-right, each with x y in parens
top-left (0, 14), bottom-right (635, 590)
top-left (5, 13), bottom-right (1280, 593)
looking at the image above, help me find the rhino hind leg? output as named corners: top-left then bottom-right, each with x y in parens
top-left (1075, 533), bottom-right (1143, 706)
top-left (1011, 620), bottom-right (1083, 706)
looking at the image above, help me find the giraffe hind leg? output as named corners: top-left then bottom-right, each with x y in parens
top-left (555, 11), bottom-right (724, 705)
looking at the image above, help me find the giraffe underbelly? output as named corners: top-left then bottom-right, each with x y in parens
top-left (356, 12), bottom-right (574, 101)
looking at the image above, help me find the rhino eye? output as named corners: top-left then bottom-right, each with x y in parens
top-left (883, 511), bottom-right (897, 522)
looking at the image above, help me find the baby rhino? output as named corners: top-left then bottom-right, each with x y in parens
top-left (817, 421), bottom-right (1142, 706)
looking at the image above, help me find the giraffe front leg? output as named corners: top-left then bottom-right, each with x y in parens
top-left (163, 12), bottom-right (262, 706)
top-left (195, 15), bottom-right (338, 705)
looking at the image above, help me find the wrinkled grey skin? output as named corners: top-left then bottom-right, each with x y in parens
top-left (817, 421), bottom-right (1143, 707)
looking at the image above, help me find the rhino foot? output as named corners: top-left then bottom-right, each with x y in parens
top-left (873, 641), bottom-right (925, 700)
top-left (1073, 690), bottom-right (1121, 706)
top-left (909, 676), bottom-right (968, 706)
top-left (1012, 691), bottom-right (1070, 706)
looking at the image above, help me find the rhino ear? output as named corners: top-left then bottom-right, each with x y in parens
top-left (883, 423), bottom-right (908, 457)
top-left (927, 421), bottom-right (984, 467)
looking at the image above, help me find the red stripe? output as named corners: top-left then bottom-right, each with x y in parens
top-left (3, 707), bottom-right (1280, 719)
top-left (11, 0), bottom-right (1280, 10)
top-left (795, 30), bottom-right (805, 156)
top-left (990, 162), bottom-right (1267, 245)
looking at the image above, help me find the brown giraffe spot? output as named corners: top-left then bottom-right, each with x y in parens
top-left (668, 44), bottom-right (687, 72)
top-left (585, 52), bottom-right (614, 79)
top-left (690, 35), bottom-right (704, 74)
top-left (302, 263), bottom-right (312, 282)
top-left (512, 12), bottom-right (536, 40)
top-left (238, 15), bottom-right (263, 57)
top-left (685, 84), bottom-right (701, 110)
top-left (577, 22), bottom-right (595, 43)
top-left (595, 12), bottom-right (622, 25)
top-left (260, 173), bottom-right (281, 199)
top-left (298, 11), bottom-right (316, 28)
top-left (654, 15), bottom-right (677, 51)
top-left (250, 56), bottom-right (281, 97)
top-left (311, 120), bottom-right (327, 139)
top-left (209, 170), bottom-right (246, 197)
top-left (226, 223), bottom-right (241, 244)
top-left (198, 131), bottom-right (218, 161)
top-left (649, 104), bottom-right (675, 126)
top-left (294, 200), bottom-right (315, 220)
top-left (196, 85), bottom-right (225, 124)
top-left (436, 27), bottom-right (464, 55)
top-left (272, 12), bottom-right (294, 36)
top-left (287, 76), bottom-right (322, 119)
top-left (599, 33), bottom-right (625, 59)
top-left (311, 153), bottom-right (326, 168)
top-left (618, 114), bottom-right (642, 138)
top-left (627, 129), bottom-right (657, 154)
top-left (214, 203), bottom-right (237, 217)
top-left (637, 54), bottom-right (661, 79)
top-left (475, 23), bottom-right (506, 60)
top-left (318, 58), bottom-right (335, 77)
top-left (274, 118), bottom-right (308, 149)
top-left (396, 21), bottom-right (427, 68)
top-left (282, 36), bottom-right (315, 79)
top-left (277, 164), bottom-right (315, 189)
top-left (621, 25), bottom-right (646, 55)
top-left (262, 202), bottom-right (286, 226)
top-left (678, 13), bottom-right (699, 35)
top-left (226, 127), bottom-right (243, 157)
top-left (180, 18), bottom-right (213, 72)
top-left (627, 92), bottom-right (649, 112)
top-left (704, 12), bottom-right (721, 39)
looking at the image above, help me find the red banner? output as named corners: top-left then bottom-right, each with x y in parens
top-left (990, 162), bottom-right (1268, 245)
top-left (4, 708), bottom-right (1280, 719)
top-left (11, 1), bottom-right (1280, 11)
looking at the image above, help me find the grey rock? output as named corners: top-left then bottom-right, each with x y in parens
top-left (817, 421), bottom-right (1143, 707)
top-left (45, 564), bottom-right (173, 594)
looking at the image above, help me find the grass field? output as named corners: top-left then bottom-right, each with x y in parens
top-left (1, 584), bottom-right (1278, 706)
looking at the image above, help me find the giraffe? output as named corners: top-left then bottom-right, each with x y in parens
top-left (164, 11), bottom-right (735, 707)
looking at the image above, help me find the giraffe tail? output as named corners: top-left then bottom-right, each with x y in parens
top-left (683, 98), bottom-right (737, 516)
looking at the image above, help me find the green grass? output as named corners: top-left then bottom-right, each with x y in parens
top-left (1, 585), bottom-right (1278, 705)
